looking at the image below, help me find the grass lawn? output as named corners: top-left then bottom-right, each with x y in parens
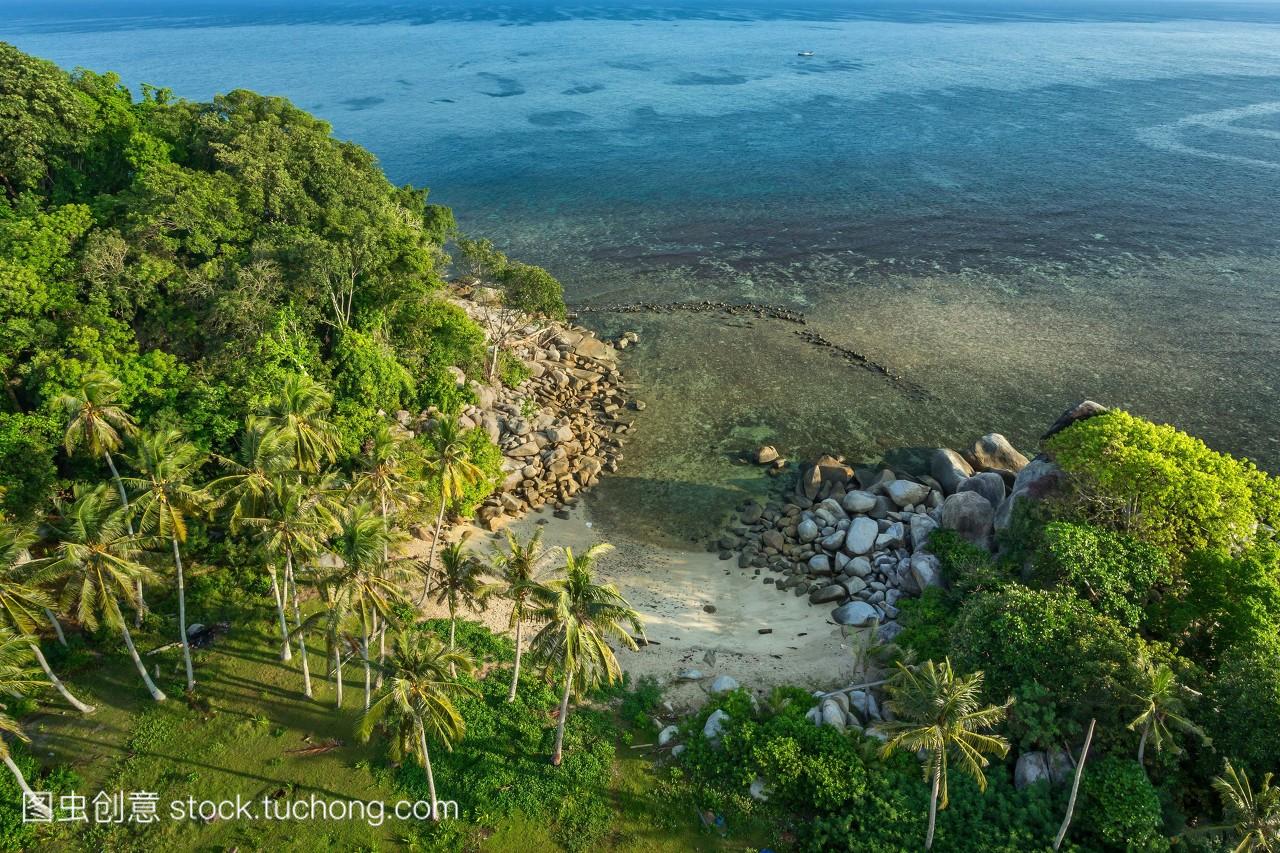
top-left (20, 596), bottom-right (767, 852)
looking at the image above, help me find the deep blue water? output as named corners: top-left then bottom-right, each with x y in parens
top-left (5, 1), bottom-right (1279, 535)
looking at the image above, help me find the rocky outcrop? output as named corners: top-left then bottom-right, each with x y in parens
top-left (442, 299), bottom-right (637, 532)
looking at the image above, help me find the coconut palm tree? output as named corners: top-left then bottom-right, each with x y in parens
top-left (57, 370), bottom-right (146, 624)
top-left (529, 543), bottom-right (643, 766)
top-left (878, 659), bottom-right (1012, 850)
top-left (1128, 659), bottom-right (1209, 768)
top-left (45, 486), bottom-right (165, 701)
top-left (417, 415), bottom-right (485, 604)
top-left (484, 528), bottom-right (556, 702)
top-left (351, 421), bottom-right (420, 684)
top-left (0, 629), bottom-right (51, 819)
top-left (0, 522), bottom-right (94, 712)
top-left (238, 478), bottom-right (331, 696)
top-left (1200, 762), bottom-right (1279, 852)
top-left (256, 373), bottom-right (341, 474)
top-left (433, 539), bottom-right (487, 677)
top-left (295, 561), bottom-right (352, 709)
top-left (357, 629), bottom-right (477, 821)
top-left (327, 502), bottom-right (401, 709)
top-left (125, 428), bottom-right (209, 692)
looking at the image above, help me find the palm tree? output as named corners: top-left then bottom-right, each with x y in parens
top-left (125, 428), bottom-right (209, 692)
top-left (45, 487), bottom-right (165, 701)
top-left (1187, 762), bottom-right (1280, 852)
top-left (417, 415), bottom-right (485, 604)
top-left (211, 421), bottom-right (305, 663)
top-left (238, 478), bottom-right (331, 696)
top-left (58, 370), bottom-right (146, 624)
top-left (878, 659), bottom-right (1012, 850)
top-left (256, 374), bottom-right (341, 474)
top-left (0, 629), bottom-right (51, 819)
top-left (530, 543), bottom-right (643, 766)
top-left (483, 528), bottom-right (556, 701)
top-left (0, 522), bottom-right (94, 712)
top-left (357, 629), bottom-right (477, 821)
top-left (433, 539), bottom-right (487, 677)
top-left (351, 422), bottom-right (420, 684)
top-left (295, 561), bottom-right (352, 709)
top-left (1128, 660), bottom-right (1209, 768)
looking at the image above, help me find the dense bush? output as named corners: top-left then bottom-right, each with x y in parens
top-left (1044, 410), bottom-right (1280, 557)
top-left (1077, 757), bottom-right (1168, 851)
top-left (951, 585), bottom-right (1143, 748)
top-left (1162, 545), bottom-right (1280, 662)
top-left (895, 586), bottom-right (956, 662)
top-left (0, 411), bottom-right (60, 519)
top-left (1029, 521), bottom-right (1171, 629)
top-left (1205, 647), bottom-right (1280, 779)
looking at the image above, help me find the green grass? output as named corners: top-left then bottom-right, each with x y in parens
top-left (21, 598), bottom-right (767, 852)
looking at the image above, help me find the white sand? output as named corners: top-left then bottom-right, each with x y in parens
top-left (412, 504), bottom-right (860, 711)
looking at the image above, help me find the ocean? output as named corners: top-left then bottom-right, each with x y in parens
top-left (6, 0), bottom-right (1279, 542)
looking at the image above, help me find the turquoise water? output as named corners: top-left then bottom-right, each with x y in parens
top-left (6, 1), bottom-right (1279, 541)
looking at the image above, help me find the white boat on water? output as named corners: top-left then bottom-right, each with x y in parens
top-left (797, 50), bottom-right (815, 57)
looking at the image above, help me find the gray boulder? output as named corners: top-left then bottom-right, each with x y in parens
top-left (703, 709), bottom-right (730, 744)
top-left (847, 556), bottom-right (873, 578)
top-left (1014, 752), bottom-right (1051, 790)
top-left (658, 725), bottom-right (680, 747)
top-left (797, 518), bottom-right (820, 543)
top-left (709, 674), bottom-right (740, 695)
top-left (910, 514), bottom-right (938, 550)
top-left (940, 491), bottom-right (995, 549)
top-left (969, 433), bottom-right (1030, 474)
top-left (910, 552), bottom-right (944, 591)
top-left (1042, 399), bottom-right (1108, 441)
top-left (808, 554), bottom-right (833, 575)
top-left (844, 517), bottom-right (879, 555)
top-left (842, 490), bottom-right (878, 513)
top-left (821, 699), bottom-right (847, 730)
top-left (994, 456), bottom-right (1064, 532)
top-left (810, 583), bottom-right (848, 605)
top-left (841, 576), bottom-right (868, 597)
top-left (831, 600), bottom-right (880, 627)
top-left (886, 479), bottom-right (930, 508)
top-left (958, 471), bottom-right (1007, 509)
top-left (930, 449), bottom-right (974, 494)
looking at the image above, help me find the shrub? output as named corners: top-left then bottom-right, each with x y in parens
top-left (928, 529), bottom-right (1007, 592)
top-left (496, 349), bottom-right (530, 389)
top-left (1162, 544), bottom-right (1280, 662)
top-left (895, 586), bottom-right (955, 662)
top-left (1044, 410), bottom-right (1280, 557)
top-left (951, 585), bottom-right (1144, 748)
top-left (1029, 521), bottom-right (1171, 629)
top-left (0, 411), bottom-right (59, 520)
top-left (1206, 647), bottom-right (1280, 779)
top-left (1078, 756), bottom-right (1168, 851)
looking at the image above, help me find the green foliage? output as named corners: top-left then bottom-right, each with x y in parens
top-left (929, 528), bottom-right (1006, 592)
top-left (1029, 521), bottom-right (1171, 629)
top-left (0, 411), bottom-right (59, 519)
top-left (0, 44), bottom-right (97, 196)
top-left (423, 428), bottom-right (502, 518)
top-left (1163, 545), bottom-right (1280, 662)
top-left (1206, 647), bottom-right (1280, 779)
top-left (496, 350), bottom-right (531, 389)
top-left (499, 261), bottom-right (567, 320)
top-left (950, 585), bottom-right (1144, 749)
top-left (1044, 410), bottom-right (1280, 557)
top-left (895, 586), bottom-right (956, 662)
top-left (1077, 757), bottom-right (1168, 851)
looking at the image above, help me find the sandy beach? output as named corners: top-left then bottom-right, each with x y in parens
top-left (413, 502), bottom-right (860, 710)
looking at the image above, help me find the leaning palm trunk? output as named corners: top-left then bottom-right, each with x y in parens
top-left (361, 629), bottom-right (371, 710)
top-left (332, 639), bottom-right (343, 709)
top-left (29, 641), bottom-right (94, 713)
top-left (2, 755), bottom-right (49, 819)
top-left (1137, 721), bottom-right (1149, 766)
top-left (43, 609), bottom-right (67, 647)
top-left (103, 450), bottom-right (146, 626)
top-left (374, 616), bottom-right (386, 691)
top-left (1054, 718), bottom-right (1097, 851)
top-left (926, 761), bottom-right (941, 849)
top-left (269, 570), bottom-right (292, 661)
top-left (416, 718), bottom-right (441, 822)
top-left (417, 501), bottom-right (448, 606)
top-left (120, 624), bottom-right (166, 701)
top-left (172, 538), bottom-right (194, 690)
top-left (285, 555), bottom-right (312, 698)
top-left (552, 669), bottom-right (572, 766)
top-left (507, 615), bottom-right (524, 702)
top-left (447, 612), bottom-right (457, 678)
